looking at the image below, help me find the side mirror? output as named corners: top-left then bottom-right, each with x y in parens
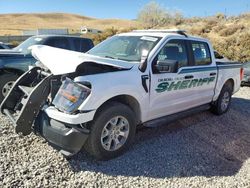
top-left (154, 60), bottom-right (179, 73)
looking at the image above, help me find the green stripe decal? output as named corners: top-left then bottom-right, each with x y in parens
top-left (217, 65), bottom-right (242, 69)
top-left (179, 64), bottom-right (242, 74)
top-left (179, 67), bottom-right (217, 74)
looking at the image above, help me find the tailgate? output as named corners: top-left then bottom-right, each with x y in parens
top-left (0, 67), bottom-right (53, 135)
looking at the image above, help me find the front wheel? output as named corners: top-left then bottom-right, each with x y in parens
top-left (84, 102), bottom-right (136, 160)
top-left (0, 73), bottom-right (19, 102)
top-left (211, 83), bottom-right (233, 115)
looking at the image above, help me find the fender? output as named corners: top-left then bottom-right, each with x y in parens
top-left (74, 68), bottom-right (149, 122)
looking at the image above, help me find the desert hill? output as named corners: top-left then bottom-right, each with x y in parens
top-left (0, 12), bottom-right (250, 62)
top-left (0, 13), bottom-right (140, 35)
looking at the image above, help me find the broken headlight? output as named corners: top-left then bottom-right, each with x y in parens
top-left (52, 78), bottom-right (91, 114)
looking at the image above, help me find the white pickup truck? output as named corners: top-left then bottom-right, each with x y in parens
top-left (1, 30), bottom-right (243, 160)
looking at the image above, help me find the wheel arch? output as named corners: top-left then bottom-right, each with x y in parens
top-left (0, 67), bottom-right (25, 76)
top-left (213, 77), bottom-right (235, 103)
top-left (93, 95), bottom-right (142, 125)
top-left (224, 78), bottom-right (234, 91)
top-left (211, 78), bottom-right (234, 115)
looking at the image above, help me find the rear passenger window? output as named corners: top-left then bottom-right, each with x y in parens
top-left (191, 41), bottom-right (211, 65)
top-left (46, 38), bottom-right (70, 50)
top-left (81, 39), bottom-right (92, 52)
top-left (73, 39), bottom-right (81, 52)
top-left (74, 39), bottom-right (92, 52)
top-left (156, 40), bottom-right (188, 68)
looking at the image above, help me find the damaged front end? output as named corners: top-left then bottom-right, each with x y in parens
top-left (1, 45), bottom-right (134, 156)
top-left (0, 67), bottom-right (90, 156)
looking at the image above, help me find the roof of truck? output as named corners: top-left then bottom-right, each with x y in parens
top-left (118, 29), bottom-right (208, 42)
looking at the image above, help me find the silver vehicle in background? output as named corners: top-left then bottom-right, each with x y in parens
top-left (0, 42), bottom-right (11, 49)
top-left (241, 62), bottom-right (250, 86)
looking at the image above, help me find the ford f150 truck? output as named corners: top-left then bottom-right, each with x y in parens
top-left (0, 35), bottom-right (94, 102)
top-left (0, 30), bottom-right (243, 160)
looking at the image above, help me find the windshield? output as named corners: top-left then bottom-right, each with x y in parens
top-left (88, 35), bottom-right (161, 62)
top-left (14, 36), bottom-right (45, 54)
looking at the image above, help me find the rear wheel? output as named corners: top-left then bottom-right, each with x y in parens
top-left (84, 102), bottom-right (136, 160)
top-left (0, 73), bottom-right (19, 102)
top-left (211, 82), bottom-right (233, 115)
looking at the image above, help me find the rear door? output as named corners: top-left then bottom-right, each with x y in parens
top-left (187, 40), bottom-right (217, 104)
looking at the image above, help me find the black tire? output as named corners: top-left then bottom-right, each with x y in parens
top-left (211, 82), bottom-right (233, 115)
top-left (0, 73), bottom-right (19, 102)
top-left (84, 102), bottom-right (136, 160)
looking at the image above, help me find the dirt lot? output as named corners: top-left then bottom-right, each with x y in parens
top-left (0, 87), bottom-right (250, 187)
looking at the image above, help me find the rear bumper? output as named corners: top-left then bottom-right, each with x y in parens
top-left (241, 75), bottom-right (250, 86)
top-left (35, 112), bottom-right (90, 156)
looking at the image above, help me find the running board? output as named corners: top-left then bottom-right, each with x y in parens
top-left (144, 104), bottom-right (211, 128)
top-left (0, 67), bottom-right (53, 136)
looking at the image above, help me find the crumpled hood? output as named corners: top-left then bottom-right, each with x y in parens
top-left (31, 45), bottom-right (134, 75)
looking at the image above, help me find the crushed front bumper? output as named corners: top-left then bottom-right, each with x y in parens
top-left (1, 67), bottom-right (52, 135)
top-left (35, 112), bottom-right (89, 156)
top-left (0, 67), bottom-right (89, 156)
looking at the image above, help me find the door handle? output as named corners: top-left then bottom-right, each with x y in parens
top-left (210, 72), bottom-right (217, 76)
top-left (141, 75), bottom-right (149, 93)
top-left (184, 75), bottom-right (194, 79)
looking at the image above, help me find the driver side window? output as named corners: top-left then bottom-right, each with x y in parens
top-left (156, 39), bottom-right (188, 69)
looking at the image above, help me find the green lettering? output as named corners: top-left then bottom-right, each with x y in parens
top-left (208, 77), bottom-right (216, 84)
top-left (156, 82), bottom-right (169, 93)
top-left (168, 81), bottom-right (182, 91)
top-left (202, 78), bottom-right (209, 84)
top-left (197, 79), bottom-right (204, 86)
top-left (188, 79), bottom-right (198, 88)
top-left (179, 80), bottom-right (190, 89)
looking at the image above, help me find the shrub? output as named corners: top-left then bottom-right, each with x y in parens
top-left (213, 24), bottom-right (225, 33)
top-left (137, 1), bottom-right (170, 28)
top-left (189, 26), bottom-right (207, 35)
top-left (91, 27), bottom-right (118, 45)
top-left (205, 18), bottom-right (218, 32)
top-left (215, 13), bottom-right (226, 20)
top-left (213, 33), bottom-right (250, 62)
top-left (219, 24), bottom-right (245, 37)
top-left (137, 1), bottom-right (184, 28)
top-left (91, 27), bottom-right (136, 45)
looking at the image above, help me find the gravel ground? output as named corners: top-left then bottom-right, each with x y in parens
top-left (0, 87), bottom-right (250, 188)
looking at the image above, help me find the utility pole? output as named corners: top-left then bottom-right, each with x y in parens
top-left (224, 8), bottom-right (227, 19)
